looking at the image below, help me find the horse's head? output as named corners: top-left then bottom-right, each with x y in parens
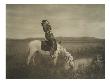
top-left (51, 43), bottom-right (66, 65)
top-left (52, 43), bottom-right (74, 70)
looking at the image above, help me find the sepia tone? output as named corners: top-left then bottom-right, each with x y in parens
top-left (6, 4), bottom-right (105, 79)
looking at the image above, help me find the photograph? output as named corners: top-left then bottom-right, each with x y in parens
top-left (6, 4), bottom-right (105, 79)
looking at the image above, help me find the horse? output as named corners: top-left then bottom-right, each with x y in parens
top-left (26, 40), bottom-right (94, 72)
top-left (27, 40), bottom-right (70, 66)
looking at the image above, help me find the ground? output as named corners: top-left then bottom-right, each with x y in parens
top-left (6, 37), bottom-right (105, 79)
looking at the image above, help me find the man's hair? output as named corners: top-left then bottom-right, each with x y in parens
top-left (42, 20), bottom-right (47, 23)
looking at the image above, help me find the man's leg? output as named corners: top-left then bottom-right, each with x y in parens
top-left (50, 48), bottom-right (54, 55)
top-left (45, 33), bottom-right (56, 57)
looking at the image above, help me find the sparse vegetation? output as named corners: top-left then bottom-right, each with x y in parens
top-left (6, 37), bottom-right (105, 79)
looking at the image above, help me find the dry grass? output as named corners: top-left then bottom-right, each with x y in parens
top-left (6, 39), bottom-right (105, 79)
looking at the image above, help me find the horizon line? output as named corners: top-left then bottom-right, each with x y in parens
top-left (6, 36), bottom-right (105, 40)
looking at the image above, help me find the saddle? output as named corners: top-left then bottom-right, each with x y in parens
top-left (41, 39), bottom-right (57, 51)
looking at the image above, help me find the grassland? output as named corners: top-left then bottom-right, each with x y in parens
top-left (6, 37), bottom-right (105, 79)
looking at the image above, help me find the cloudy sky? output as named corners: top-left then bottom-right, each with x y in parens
top-left (6, 4), bottom-right (105, 39)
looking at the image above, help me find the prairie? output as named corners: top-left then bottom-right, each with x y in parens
top-left (6, 37), bottom-right (105, 79)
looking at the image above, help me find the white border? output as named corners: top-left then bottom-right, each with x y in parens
top-left (5, 0), bottom-right (105, 4)
top-left (0, 1), bottom-right (6, 79)
top-left (0, 0), bottom-right (109, 81)
top-left (105, 0), bottom-right (110, 80)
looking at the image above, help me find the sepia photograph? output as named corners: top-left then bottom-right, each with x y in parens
top-left (6, 4), bottom-right (105, 79)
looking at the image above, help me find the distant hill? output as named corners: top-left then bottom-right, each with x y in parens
top-left (6, 37), bottom-right (104, 43)
top-left (55, 37), bottom-right (104, 43)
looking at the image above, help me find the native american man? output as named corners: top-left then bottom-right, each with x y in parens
top-left (41, 20), bottom-right (57, 57)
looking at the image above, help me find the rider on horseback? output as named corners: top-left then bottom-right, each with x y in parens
top-left (41, 20), bottom-right (56, 57)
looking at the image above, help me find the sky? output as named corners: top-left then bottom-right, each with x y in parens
top-left (6, 4), bottom-right (105, 39)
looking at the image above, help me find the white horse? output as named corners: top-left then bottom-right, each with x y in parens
top-left (27, 40), bottom-right (69, 66)
top-left (27, 40), bottom-right (93, 72)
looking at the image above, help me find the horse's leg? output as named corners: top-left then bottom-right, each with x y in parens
top-left (27, 50), bottom-right (35, 65)
top-left (27, 54), bottom-right (32, 65)
top-left (32, 54), bottom-right (36, 65)
top-left (53, 51), bottom-right (59, 65)
top-left (32, 51), bottom-right (40, 65)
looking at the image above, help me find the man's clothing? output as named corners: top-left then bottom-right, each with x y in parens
top-left (41, 20), bottom-right (57, 56)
